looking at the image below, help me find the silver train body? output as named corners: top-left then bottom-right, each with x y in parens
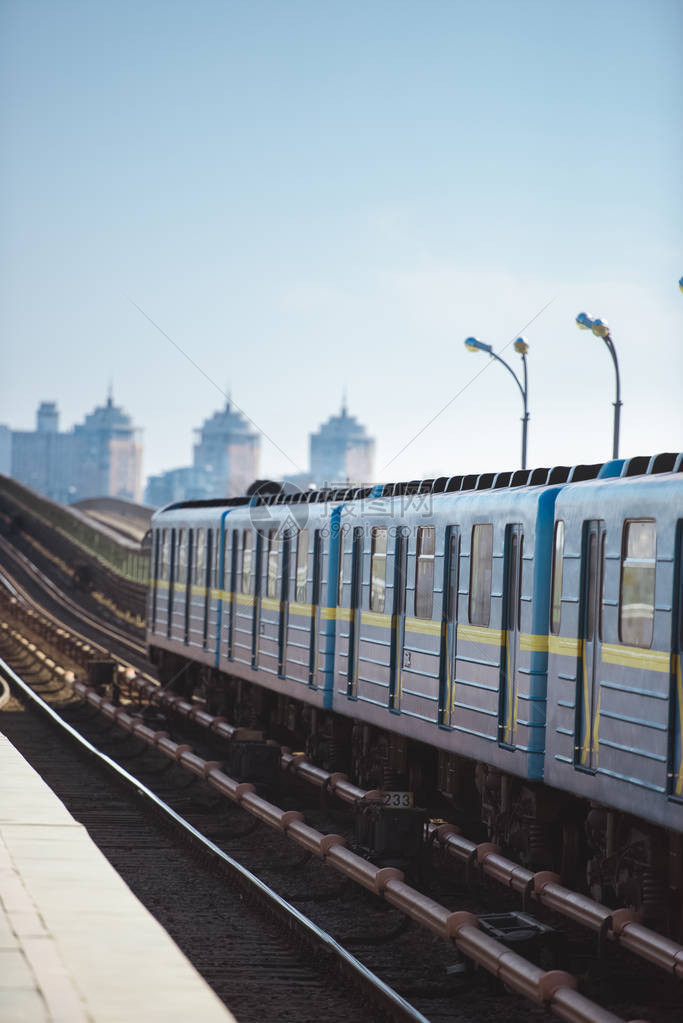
top-left (147, 456), bottom-right (683, 848)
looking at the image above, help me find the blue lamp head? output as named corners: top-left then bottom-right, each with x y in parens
top-left (679, 276), bottom-right (683, 293)
top-left (576, 312), bottom-right (593, 330)
top-left (591, 317), bottom-right (610, 338)
top-left (464, 337), bottom-right (493, 354)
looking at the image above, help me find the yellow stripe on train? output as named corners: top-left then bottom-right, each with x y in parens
top-left (601, 643), bottom-right (670, 673)
top-left (548, 635), bottom-right (583, 657)
top-left (457, 624), bottom-right (504, 645)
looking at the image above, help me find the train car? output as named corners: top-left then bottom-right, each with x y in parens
top-left (545, 469), bottom-right (683, 907)
top-left (149, 504), bottom-right (226, 678)
top-left (146, 455), bottom-right (683, 902)
top-left (331, 484), bottom-right (561, 788)
top-left (214, 500), bottom-right (334, 714)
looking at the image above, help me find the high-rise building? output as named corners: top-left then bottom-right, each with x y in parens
top-left (7, 395), bottom-right (143, 504)
top-left (36, 401), bottom-right (59, 434)
top-left (10, 403), bottom-right (76, 503)
top-left (309, 402), bottom-right (375, 487)
top-left (0, 425), bottom-right (12, 476)
top-left (72, 393), bottom-right (142, 502)
top-left (193, 400), bottom-right (261, 498)
top-left (145, 399), bottom-right (260, 506)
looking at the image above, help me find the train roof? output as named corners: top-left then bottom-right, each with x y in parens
top-left (152, 451), bottom-right (683, 522)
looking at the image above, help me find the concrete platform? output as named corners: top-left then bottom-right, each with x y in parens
top-left (0, 733), bottom-right (235, 1022)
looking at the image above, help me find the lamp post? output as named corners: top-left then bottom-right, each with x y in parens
top-left (464, 336), bottom-right (530, 470)
top-left (575, 312), bottom-right (622, 459)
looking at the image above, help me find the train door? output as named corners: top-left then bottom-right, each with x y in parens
top-left (575, 520), bottom-right (606, 771)
top-left (347, 528), bottom-right (363, 698)
top-left (278, 535), bottom-right (291, 677)
top-left (167, 529), bottom-right (176, 639)
top-left (151, 530), bottom-right (160, 632)
top-left (669, 521), bottom-right (683, 798)
top-left (169, 531), bottom-right (183, 634)
top-left (184, 530), bottom-right (193, 645)
top-left (202, 529), bottom-right (212, 650)
top-left (227, 530), bottom-right (238, 660)
top-left (389, 530), bottom-right (408, 712)
top-left (251, 532), bottom-right (263, 668)
top-left (308, 530), bottom-right (322, 687)
top-left (499, 524), bottom-right (524, 746)
top-left (439, 527), bottom-right (460, 726)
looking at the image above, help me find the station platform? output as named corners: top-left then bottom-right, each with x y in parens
top-left (0, 733), bottom-right (235, 1022)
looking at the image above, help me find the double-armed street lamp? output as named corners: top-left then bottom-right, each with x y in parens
top-left (575, 312), bottom-right (622, 459)
top-left (464, 336), bottom-right (530, 470)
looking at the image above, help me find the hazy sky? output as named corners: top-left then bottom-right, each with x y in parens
top-left (2, 0), bottom-right (681, 486)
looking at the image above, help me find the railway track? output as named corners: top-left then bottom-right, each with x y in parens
top-left (0, 533), bottom-right (147, 666)
top-left (1, 544), bottom-right (683, 1014)
top-left (1, 658), bottom-right (427, 1023)
top-left (3, 546), bottom-right (683, 981)
top-left (2, 572), bottom-right (682, 1021)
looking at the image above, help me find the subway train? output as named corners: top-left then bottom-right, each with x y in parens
top-left (146, 452), bottom-right (683, 919)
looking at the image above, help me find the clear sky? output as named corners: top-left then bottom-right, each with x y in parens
top-left (2, 0), bottom-right (681, 486)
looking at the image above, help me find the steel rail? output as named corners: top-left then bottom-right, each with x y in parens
top-left (0, 632), bottom-right (648, 1022)
top-left (64, 676), bottom-right (639, 1023)
top-left (4, 568), bottom-right (681, 987)
top-left (3, 558), bottom-right (680, 993)
top-left (0, 562), bottom-right (148, 675)
top-left (0, 656), bottom-right (430, 1023)
top-left (0, 536), bottom-right (146, 657)
top-left (124, 674), bottom-right (683, 982)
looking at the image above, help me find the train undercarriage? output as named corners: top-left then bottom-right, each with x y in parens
top-left (152, 647), bottom-right (683, 936)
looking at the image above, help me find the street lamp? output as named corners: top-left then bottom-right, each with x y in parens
top-left (464, 336), bottom-right (530, 470)
top-left (575, 312), bottom-right (622, 459)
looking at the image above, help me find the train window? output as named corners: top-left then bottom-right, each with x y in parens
top-left (296, 529), bottom-right (309, 602)
top-left (585, 533), bottom-right (597, 641)
top-left (619, 520), bottom-right (656, 648)
top-left (351, 527), bottom-right (363, 610)
top-left (266, 529), bottom-right (278, 599)
top-left (223, 531), bottom-right (232, 588)
top-left (469, 524), bottom-right (493, 627)
top-left (203, 530), bottom-right (213, 648)
top-left (312, 530), bottom-right (322, 606)
top-left (338, 526), bottom-right (348, 605)
top-left (177, 529), bottom-right (187, 584)
top-left (445, 530), bottom-right (460, 623)
top-left (550, 521), bottom-right (564, 635)
top-left (241, 530), bottom-right (253, 594)
top-left (169, 530), bottom-right (176, 585)
top-left (370, 527), bottom-right (388, 613)
top-left (517, 536), bottom-right (524, 630)
top-left (505, 529), bottom-right (523, 631)
top-left (194, 529), bottom-right (205, 585)
top-left (415, 526), bottom-right (435, 619)
top-left (230, 529), bottom-right (238, 591)
top-left (599, 533), bottom-right (606, 640)
top-left (161, 529), bottom-right (170, 580)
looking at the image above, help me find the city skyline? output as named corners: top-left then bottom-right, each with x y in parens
top-left (0, 390), bottom-right (381, 504)
top-left (2, 2), bottom-right (681, 483)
